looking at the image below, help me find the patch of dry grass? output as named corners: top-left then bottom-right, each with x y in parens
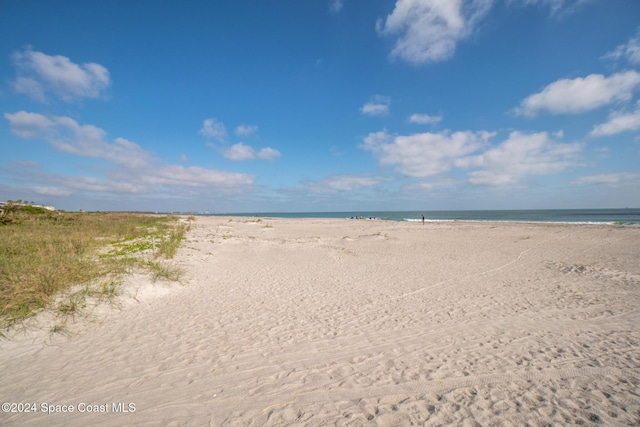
top-left (0, 204), bottom-right (187, 330)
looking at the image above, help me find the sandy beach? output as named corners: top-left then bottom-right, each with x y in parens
top-left (1, 216), bottom-right (639, 426)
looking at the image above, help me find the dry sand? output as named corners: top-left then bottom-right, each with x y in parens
top-left (1, 216), bottom-right (639, 426)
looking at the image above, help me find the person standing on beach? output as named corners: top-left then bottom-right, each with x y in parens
top-left (422, 214), bottom-right (425, 225)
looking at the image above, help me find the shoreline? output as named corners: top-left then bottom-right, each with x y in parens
top-left (205, 214), bottom-right (639, 227)
top-left (198, 207), bottom-right (640, 225)
top-left (1, 218), bottom-right (639, 425)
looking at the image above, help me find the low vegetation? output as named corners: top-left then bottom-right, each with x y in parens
top-left (0, 202), bottom-right (189, 331)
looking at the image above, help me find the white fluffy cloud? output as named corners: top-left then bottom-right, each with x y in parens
top-left (11, 47), bottom-right (110, 102)
top-left (3, 111), bottom-right (54, 138)
top-left (516, 71), bottom-right (640, 117)
top-left (223, 142), bottom-right (281, 161)
top-left (256, 147), bottom-right (281, 161)
top-left (5, 111), bottom-right (254, 195)
top-left (199, 118), bottom-right (227, 141)
top-left (377, 0), bottom-right (494, 64)
top-left (590, 102), bottom-right (640, 137)
top-left (223, 142), bottom-right (254, 161)
top-left (377, 0), bottom-right (589, 65)
top-left (361, 103), bottom-right (389, 116)
top-left (360, 95), bottom-right (391, 116)
top-left (408, 113), bottom-right (442, 125)
top-left (456, 131), bottom-right (583, 186)
top-left (361, 129), bottom-right (493, 177)
top-left (362, 129), bottom-right (583, 186)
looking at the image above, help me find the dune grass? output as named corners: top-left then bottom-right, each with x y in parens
top-left (0, 204), bottom-right (188, 330)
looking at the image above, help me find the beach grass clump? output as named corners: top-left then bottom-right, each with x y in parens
top-left (57, 292), bottom-right (87, 316)
top-left (156, 223), bottom-right (187, 259)
top-left (144, 261), bottom-right (183, 282)
top-left (0, 205), bottom-right (187, 330)
top-left (52, 280), bottom-right (122, 320)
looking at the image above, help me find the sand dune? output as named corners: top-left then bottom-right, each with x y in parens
top-left (1, 217), bottom-right (639, 426)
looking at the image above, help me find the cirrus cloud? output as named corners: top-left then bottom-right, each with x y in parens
top-left (519, 0), bottom-right (592, 15)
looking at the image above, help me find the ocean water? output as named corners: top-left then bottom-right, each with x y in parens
top-left (206, 208), bottom-right (640, 225)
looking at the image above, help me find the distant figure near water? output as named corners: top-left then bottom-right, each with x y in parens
top-left (422, 214), bottom-right (425, 225)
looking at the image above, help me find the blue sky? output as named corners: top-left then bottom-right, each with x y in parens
top-left (1, 0), bottom-right (640, 212)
